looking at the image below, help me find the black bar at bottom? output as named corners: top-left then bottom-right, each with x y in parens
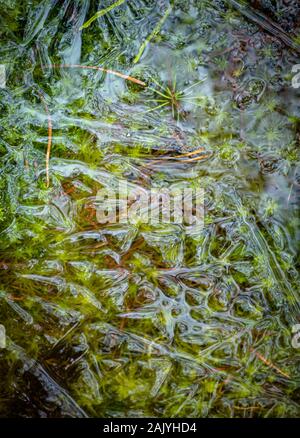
top-left (0, 418), bottom-right (298, 435)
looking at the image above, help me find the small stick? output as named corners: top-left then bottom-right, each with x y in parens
top-left (144, 151), bottom-right (211, 167)
top-left (146, 146), bottom-right (206, 161)
top-left (174, 147), bottom-right (205, 158)
top-left (8, 295), bottom-right (25, 301)
top-left (48, 64), bottom-right (146, 86)
top-left (176, 153), bottom-right (211, 163)
top-left (251, 348), bottom-right (290, 379)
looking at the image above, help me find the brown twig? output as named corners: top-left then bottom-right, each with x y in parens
top-left (145, 150), bottom-right (211, 167)
top-left (251, 348), bottom-right (290, 379)
top-left (47, 64), bottom-right (146, 86)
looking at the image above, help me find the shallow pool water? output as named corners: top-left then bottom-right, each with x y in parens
top-left (0, 0), bottom-right (299, 417)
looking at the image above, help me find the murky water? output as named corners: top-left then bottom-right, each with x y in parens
top-left (0, 0), bottom-right (299, 417)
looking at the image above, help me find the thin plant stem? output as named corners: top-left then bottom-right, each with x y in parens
top-left (80, 0), bottom-right (127, 30)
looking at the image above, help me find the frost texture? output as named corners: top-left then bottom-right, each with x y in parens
top-left (0, 0), bottom-right (299, 417)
